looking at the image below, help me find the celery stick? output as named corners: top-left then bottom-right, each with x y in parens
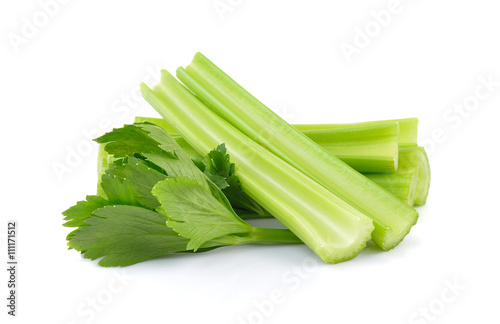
top-left (177, 53), bottom-right (419, 250)
top-left (141, 70), bottom-right (375, 264)
top-left (365, 172), bottom-right (418, 207)
top-left (300, 123), bottom-right (399, 173)
top-left (136, 117), bottom-right (400, 173)
top-left (365, 148), bottom-right (430, 206)
top-left (399, 147), bottom-right (430, 205)
top-left (295, 118), bottom-right (418, 148)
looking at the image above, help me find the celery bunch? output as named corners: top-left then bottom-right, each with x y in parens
top-left (63, 53), bottom-right (430, 267)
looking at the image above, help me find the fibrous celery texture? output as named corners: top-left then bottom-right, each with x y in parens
top-left (294, 117), bottom-right (419, 148)
top-left (299, 123), bottom-right (399, 173)
top-left (399, 147), bottom-right (430, 205)
top-left (141, 71), bottom-right (375, 264)
top-left (176, 53), bottom-right (419, 250)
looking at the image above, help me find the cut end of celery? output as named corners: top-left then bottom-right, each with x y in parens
top-left (374, 209), bottom-right (419, 251)
top-left (406, 171), bottom-right (419, 207)
top-left (399, 147), bottom-right (431, 206)
top-left (414, 148), bottom-right (431, 206)
top-left (315, 218), bottom-right (375, 264)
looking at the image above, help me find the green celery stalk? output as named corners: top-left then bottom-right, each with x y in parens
top-left (365, 147), bottom-right (430, 206)
top-left (300, 123), bottom-right (399, 173)
top-left (294, 117), bottom-right (418, 148)
top-left (177, 53), bottom-right (419, 250)
top-left (135, 116), bottom-right (400, 173)
top-left (141, 70), bottom-right (375, 264)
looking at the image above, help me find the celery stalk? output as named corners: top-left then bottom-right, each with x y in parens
top-left (141, 70), bottom-right (375, 263)
top-left (135, 117), bottom-right (400, 173)
top-left (177, 53), bottom-right (419, 250)
top-left (300, 123), bottom-right (399, 173)
top-left (295, 117), bottom-right (418, 148)
top-left (365, 147), bottom-right (430, 206)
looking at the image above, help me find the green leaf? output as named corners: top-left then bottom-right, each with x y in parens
top-left (102, 157), bottom-right (167, 210)
top-left (68, 205), bottom-right (195, 267)
top-left (63, 195), bottom-right (110, 228)
top-left (62, 195), bottom-right (112, 241)
top-left (202, 144), bottom-right (268, 217)
top-left (96, 123), bottom-right (208, 190)
top-left (152, 176), bottom-right (252, 251)
top-left (95, 123), bottom-right (176, 158)
top-left (65, 157), bottom-right (167, 242)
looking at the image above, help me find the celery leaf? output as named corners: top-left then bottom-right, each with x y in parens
top-left (96, 123), bottom-right (208, 189)
top-left (68, 205), bottom-right (194, 266)
top-left (152, 176), bottom-right (252, 251)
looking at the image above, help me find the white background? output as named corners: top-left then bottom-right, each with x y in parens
top-left (1, 0), bottom-right (499, 323)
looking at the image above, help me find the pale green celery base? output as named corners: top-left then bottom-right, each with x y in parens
top-left (399, 147), bottom-right (431, 205)
top-left (179, 53), bottom-right (418, 251)
top-left (141, 71), bottom-right (375, 263)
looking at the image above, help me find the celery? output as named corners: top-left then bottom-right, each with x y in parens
top-left (365, 172), bottom-right (418, 207)
top-left (300, 123), bottom-right (399, 173)
top-left (133, 116), bottom-right (428, 206)
top-left (295, 117), bottom-right (419, 148)
top-left (177, 53), bottom-right (419, 250)
top-left (399, 147), bottom-right (430, 205)
top-left (141, 70), bottom-right (375, 264)
top-left (97, 135), bottom-right (423, 209)
top-left (366, 147), bottom-right (430, 206)
top-left (135, 116), bottom-right (400, 173)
